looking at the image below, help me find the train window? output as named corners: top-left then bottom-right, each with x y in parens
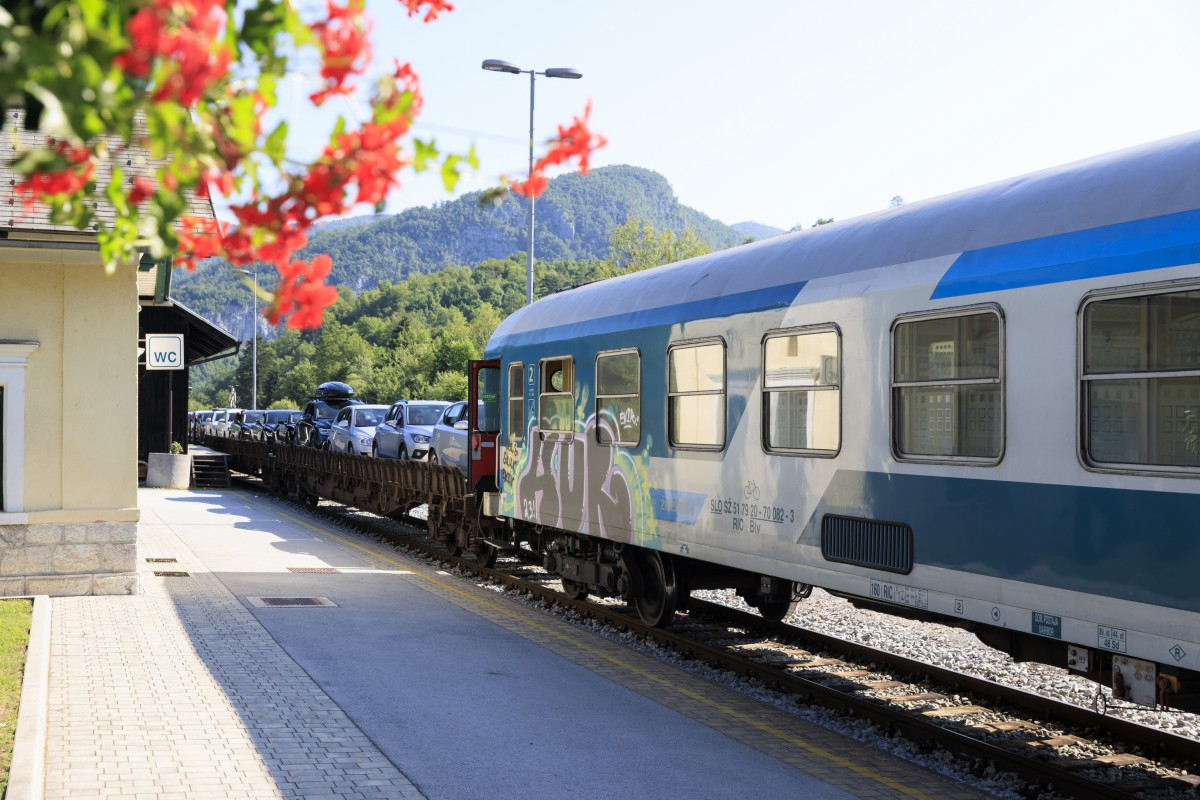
top-left (1082, 287), bottom-right (1200, 471)
top-left (539, 357), bottom-right (575, 436)
top-left (668, 340), bottom-right (725, 450)
top-left (476, 365), bottom-right (501, 434)
top-left (892, 308), bottom-right (1003, 463)
top-left (762, 327), bottom-right (840, 455)
top-left (507, 362), bottom-right (524, 442)
top-left (596, 350), bottom-right (640, 446)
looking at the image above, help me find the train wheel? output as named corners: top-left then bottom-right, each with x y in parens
top-left (560, 578), bottom-right (589, 601)
top-left (430, 508), bottom-right (461, 556)
top-left (472, 540), bottom-right (497, 568)
top-left (755, 599), bottom-right (797, 623)
top-left (634, 551), bottom-right (680, 628)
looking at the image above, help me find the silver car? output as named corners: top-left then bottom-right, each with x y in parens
top-left (428, 401), bottom-right (469, 473)
top-left (327, 404), bottom-right (388, 455)
top-left (372, 400), bottom-right (450, 460)
top-left (203, 409), bottom-right (227, 438)
top-left (215, 409), bottom-right (243, 438)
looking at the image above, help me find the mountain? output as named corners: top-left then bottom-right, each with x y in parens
top-left (732, 221), bottom-right (786, 240)
top-left (291, 165), bottom-right (748, 293)
top-left (174, 165), bottom-right (760, 333)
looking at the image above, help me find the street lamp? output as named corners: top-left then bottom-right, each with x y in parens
top-left (234, 268), bottom-right (258, 410)
top-left (482, 59), bottom-right (583, 306)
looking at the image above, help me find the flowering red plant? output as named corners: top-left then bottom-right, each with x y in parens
top-left (510, 102), bottom-right (608, 197)
top-left (4, 0), bottom-right (603, 328)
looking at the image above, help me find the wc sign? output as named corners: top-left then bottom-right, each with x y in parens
top-left (145, 334), bottom-right (185, 370)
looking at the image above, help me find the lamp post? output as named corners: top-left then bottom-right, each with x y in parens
top-left (482, 59), bottom-right (582, 306)
top-left (234, 268), bottom-right (258, 410)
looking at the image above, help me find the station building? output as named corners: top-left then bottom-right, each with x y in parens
top-left (0, 108), bottom-right (235, 595)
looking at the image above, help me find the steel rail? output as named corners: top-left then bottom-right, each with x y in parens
top-left (687, 599), bottom-right (1200, 769)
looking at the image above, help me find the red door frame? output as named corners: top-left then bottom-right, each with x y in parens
top-left (467, 359), bottom-right (501, 492)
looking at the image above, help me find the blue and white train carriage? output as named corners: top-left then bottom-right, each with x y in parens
top-left (467, 132), bottom-right (1200, 709)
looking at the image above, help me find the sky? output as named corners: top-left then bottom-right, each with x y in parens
top-left (279, 0), bottom-right (1200, 233)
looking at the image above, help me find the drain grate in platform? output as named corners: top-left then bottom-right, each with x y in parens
top-left (153, 571), bottom-right (190, 577)
top-left (146, 558), bottom-right (178, 563)
top-left (247, 596), bottom-right (337, 608)
top-left (287, 567), bottom-right (341, 574)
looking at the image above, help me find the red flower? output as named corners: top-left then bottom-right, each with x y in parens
top-left (265, 254), bottom-right (339, 329)
top-left (14, 140), bottom-right (95, 207)
top-left (128, 176), bottom-right (156, 205)
top-left (173, 216), bottom-right (223, 271)
top-left (510, 101), bottom-right (606, 199)
top-left (400, 0), bottom-right (454, 22)
top-left (509, 174), bottom-right (549, 198)
top-left (113, 0), bottom-right (232, 105)
top-left (310, 0), bottom-right (372, 105)
top-left (113, 7), bottom-right (161, 76)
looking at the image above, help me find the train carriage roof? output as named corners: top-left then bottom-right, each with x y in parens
top-left (487, 130), bottom-right (1200, 354)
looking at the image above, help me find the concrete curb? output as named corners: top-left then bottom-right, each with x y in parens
top-left (8, 596), bottom-right (50, 800)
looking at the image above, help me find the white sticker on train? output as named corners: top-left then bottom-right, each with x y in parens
top-left (1097, 625), bottom-right (1128, 653)
top-left (869, 579), bottom-right (928, 609)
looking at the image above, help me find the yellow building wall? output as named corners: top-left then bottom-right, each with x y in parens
top-left (0, 245), bottom-right (138, 523)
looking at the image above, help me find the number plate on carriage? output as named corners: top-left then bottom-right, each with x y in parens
top-left (869, 579), bottom-right (928, 609)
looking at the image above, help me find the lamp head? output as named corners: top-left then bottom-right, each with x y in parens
top-left (544, 67), bottom-right (583, 79)
top-left (482, 59), bottom-right (522, 75)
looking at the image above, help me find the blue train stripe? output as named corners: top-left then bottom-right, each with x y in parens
top-left (486, 281), bottom-right (808, 354)
top-left (801, 470), bottom-right (1199, 612)
top-left (932, 208), bottom-right (1200, 299)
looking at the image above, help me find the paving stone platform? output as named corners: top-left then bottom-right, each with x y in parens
top-left (38, 488), bottom-right (986, 799)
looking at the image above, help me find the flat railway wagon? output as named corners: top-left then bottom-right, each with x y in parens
top-left (219, 132), bottom-right (1200, 713)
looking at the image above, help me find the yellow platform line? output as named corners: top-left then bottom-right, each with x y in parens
top-left (248, 494), bottom-right (937, 800)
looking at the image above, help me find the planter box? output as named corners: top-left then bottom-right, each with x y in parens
top-left (145, 453), bottom-right (192, 489)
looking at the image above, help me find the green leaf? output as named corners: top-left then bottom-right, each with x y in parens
top-left (263, 121), bottom-right (288, 164)
top-left (440, 154), bottom-right (461, 191)
top-left (104, 165), bottom-right (129, 216)
top-left (412, 138), bottom-right (438, 173)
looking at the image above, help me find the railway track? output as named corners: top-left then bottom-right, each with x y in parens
top-left (229, 470), bottom-right (1200, 800)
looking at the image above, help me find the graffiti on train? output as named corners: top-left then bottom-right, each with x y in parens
top-left (501, 392), bottom-right (658, 547)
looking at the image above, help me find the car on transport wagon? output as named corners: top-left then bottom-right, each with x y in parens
top-left (428, 401), bottom-right (470, 473)
top-left (372, 400), bottom-right (450, 460)
top-left (234, 410), bottom-right (265, 439)
top-left (252, 409), bottom-right (300, 442)
top-left (296, 382), bottom-right (361, 448)
top-left (328, 404), bottom-right (389, 455)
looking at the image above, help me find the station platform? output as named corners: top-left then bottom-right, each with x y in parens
top-left (39, 488), bottom-right (988, 799)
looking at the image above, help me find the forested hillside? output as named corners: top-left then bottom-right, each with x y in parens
top-left (174, 165), bottom-right (750, 336)
top-left (188, 254), bottom-right (612, 411)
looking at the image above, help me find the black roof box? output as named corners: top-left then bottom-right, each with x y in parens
top-left (315, 381), bottom-right (356, 399)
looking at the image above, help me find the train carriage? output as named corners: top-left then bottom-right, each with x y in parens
top-left (476, 132), bottom-right (1200, 710)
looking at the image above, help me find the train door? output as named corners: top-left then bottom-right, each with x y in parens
top-left (468, 359), bottom-right (501, 492)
